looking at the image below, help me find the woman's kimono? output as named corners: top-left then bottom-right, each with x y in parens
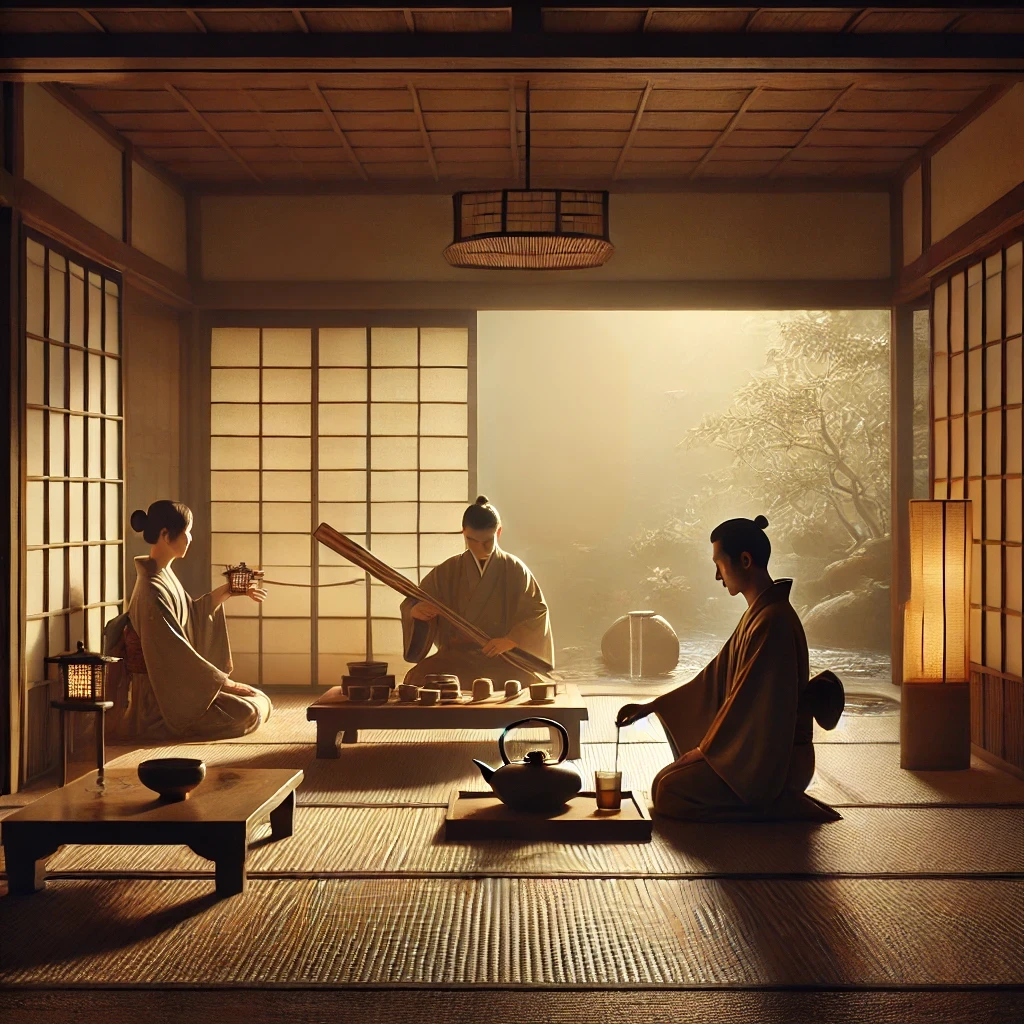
top-left (648, 578), bottom-right (839, 822)
top-left (103, 556), bottom-right (272, 741)
top-left (400, 547), bottom-right (554, 686)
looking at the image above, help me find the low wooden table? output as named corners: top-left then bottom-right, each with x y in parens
top-left (308, 682), bottom-right (589, 759)
top-left (1, 767), bottom-right (303, 898)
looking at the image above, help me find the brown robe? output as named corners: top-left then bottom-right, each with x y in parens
top-left (648, 579), bottom-right (839, 822)
top-left (400, 547), bottom-right (554, 686)
top-left (103, 556), bottom-right (272, 741)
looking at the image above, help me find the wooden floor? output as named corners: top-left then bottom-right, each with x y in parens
top-left (2, 688), bottom-right (1023, 1024)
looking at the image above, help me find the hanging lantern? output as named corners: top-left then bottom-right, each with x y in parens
top-left (901, 500), bottom-right (973, 770)
top-left (45, 640), bottom-right (120, 703)
top-left (443, 84), bottom-right (614, 271)
top-left (224, 562), bottom-right (264, 595)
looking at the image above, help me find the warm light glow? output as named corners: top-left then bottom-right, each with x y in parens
top-left (66, 663), bottom-right (99, 701)
top-left (903, 500), bottom-right (973, 683)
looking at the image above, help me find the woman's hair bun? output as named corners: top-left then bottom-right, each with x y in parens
top-left (130, 509), bottom-right (148, 533)
top-left (754, 515), bottom-right (769, 530)
top-left (475, 495), bottom-right (489, 505)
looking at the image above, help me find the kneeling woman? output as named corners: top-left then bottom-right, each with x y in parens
top-left (105, 500), bottom-right (272, 741)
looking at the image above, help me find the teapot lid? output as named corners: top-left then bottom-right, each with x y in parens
top-left (524, 750), bottom-right (548, 764)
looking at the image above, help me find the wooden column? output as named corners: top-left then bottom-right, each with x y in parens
top-left (890, 304), bottom-right (916, 687)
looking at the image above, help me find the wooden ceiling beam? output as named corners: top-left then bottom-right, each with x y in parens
top-left (309, 80), bottom-right (369, 180)
top-left (403, 9), bottom-right (416, 32)
top-left (164, 83), bottom-right (262, 181)
top-left (612, 79), bottom-right (652, 180)
top-left (184, 9), bottom-right (208, 33)
top-left (4, 30), bottom-right (1024, 64)
top-left (408, 83), bottom-right (439, 180)
top-left (842, 9), bottom-right (875, 33)
top-left (690, 84), bottom-right (762, 178)
top-left (242, 88), bottom-right (311, 179)
top-left (768, 82), bottom-right (857, 177)
top-left (75, 9), bottom-right (107, 33)
top-left (291, 9), bottom-right (311, 33)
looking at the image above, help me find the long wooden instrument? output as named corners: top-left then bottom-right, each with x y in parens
top-left (313, 522), bottom-right (556, 679)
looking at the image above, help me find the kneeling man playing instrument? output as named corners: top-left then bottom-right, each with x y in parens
top-left (617, 515), bottom-right (839, 822)
top-left (401, 496), bottom-right (554, 686)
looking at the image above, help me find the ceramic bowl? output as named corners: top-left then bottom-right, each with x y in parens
top-left (137, 758), bottom-right (207, 801)
top-left (348, 684), bottom-right (371, 702)
top-left (370, 684), bottom-right (391, 701)
top-left (504, 679), bottom-right (522, 698)
top-left (529, 682), bottom-right (556, 702)
top-left (472, 677), bottom-right (493, 701)
top-left (420, 689), bottom-right (440, 706)
top-left (398, 683), bottom-right (420, 702)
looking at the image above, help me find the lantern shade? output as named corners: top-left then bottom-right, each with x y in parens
top-left (443, 189), bottom-right (613, 270)
top-left (45, 640), bottom-right (119, 703)
top-left (224, 562), bottom-right (263, 594)
top-left (903, 500), bottom-right (972, 683)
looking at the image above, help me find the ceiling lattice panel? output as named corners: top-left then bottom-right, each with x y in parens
top-left (68, 78), bottom-right (992, 187)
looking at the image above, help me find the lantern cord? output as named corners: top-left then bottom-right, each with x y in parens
top-left (257, 578), bottom-right (363, 587)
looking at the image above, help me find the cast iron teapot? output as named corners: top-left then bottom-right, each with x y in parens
top-left (473, 718), bottom-right (582, 813)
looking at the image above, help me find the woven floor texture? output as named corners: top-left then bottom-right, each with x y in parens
top-left (2, 688), bottom-right (1022, 1019)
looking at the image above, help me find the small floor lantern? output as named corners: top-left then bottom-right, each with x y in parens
top-left (45, 640), bottom-right (119, 786)
top-left (901, 500), bottom-right (973, 770)
top-left (224, 561), bottom-right (264, 595)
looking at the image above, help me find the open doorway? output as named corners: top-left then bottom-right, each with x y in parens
top-left (477, 310), bottom-right (892, 688)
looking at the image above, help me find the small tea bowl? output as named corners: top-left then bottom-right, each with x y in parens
top-left (529, 682), bottom-right (556, 702)
top-left (348, 684), bottom-right (370, 702)
top-left (420, 689), bottom-right (440, 706)
top-left (503, 679), bottom-right (522, 698)
top-left (398, 683), bottom-right (420, 702)
top-left (137, 758), bottom-right (207, 802)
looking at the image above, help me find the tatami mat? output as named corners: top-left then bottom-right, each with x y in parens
top-left (7, 989), bottom-right (1024, 1024)
top-left (102, 740), bottom-right (1024, 808)
top-left (1, 876), bottom-right (1021, 986)
top-left (20, 805), bottom-right (1024, 879)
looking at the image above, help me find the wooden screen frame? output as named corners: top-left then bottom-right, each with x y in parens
top-left (192, 309), bottom-right (478, 690)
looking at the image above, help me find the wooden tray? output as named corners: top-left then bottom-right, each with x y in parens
top-left (445, 790), bottom-right (652, 842)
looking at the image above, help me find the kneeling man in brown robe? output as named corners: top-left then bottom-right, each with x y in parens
top-left (617, 515), bottom-right (839, 823)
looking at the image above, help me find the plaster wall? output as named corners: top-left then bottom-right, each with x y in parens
top-left (22, 85), bottom-right (123, 241)
top-left (199, 191), bottom-right (891, 284)
top-left (122, 287), bottom-right (182, 589)
top-left (931, 84), bottom-right (1024, 243)
top-left (132, 162), bottom-right (188, 276)
top-left (902, 167), bottom-right (923, 266)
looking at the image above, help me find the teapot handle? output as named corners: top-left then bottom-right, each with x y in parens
top-left (497, 718), bottom-right (570, 765)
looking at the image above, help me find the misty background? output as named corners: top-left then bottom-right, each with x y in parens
top-left (477, 310), bottom-right (893, 680)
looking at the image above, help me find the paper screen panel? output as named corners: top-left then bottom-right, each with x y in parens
top-left (261, 566), bottom-right (310, 617)
top-left (371, 327), bottom-right (417, 366)
top-left (968, 416), bottom-right (982, 476)
top-left (263, 471), bottom-right (311, 501)
top-left (87, 545), bottom-right (101, 605)
top-left (1006, 243), bottom-right (1022, 338)
top-left (211, 501), bottom-right (259, 533)
top-left (420, 470), bottom-right (469, 502)
top-left (1008, 410), bottom-right (1022, 475)
top-left (103, 483), bottom-right (119, 537)
top-left (48, 413), bottom-right (65, 476)
top-left (319, 368), bottom-right (367, 402)
top-left (26, 339), bottom-right (44, 405)
top-left (104, 357), bottom-right (119, 415)
top-left (47, 252), bottom-right (66, 343)
top-left (985, 611), bottom-right (1002, 671)
top-left (49, 348), bottom-right (65, 410)
top-left (262, 533), bottom-right (311, 566)
top-left (420, 403), bottom-right (468, 437)
top-left (48, 481), bottom-right (65, 542)
top-left (262, 403), bottom-right (311, 436)
top-left (262, 502), bottom-right (310, 533)
top-left (319, 618), bottom-right (367, 654)
top-left (420, 327), bottom-right (469, 366)
top-left (986, 344), bottom-right (1003, 408)
top-left (420, 502), bottom-right (467, 533)
top-left (88, 417), bottom-right (101, 477)
top-left (262, 618), bottom-right (311, 655)
top-left (319, 403), bottom-right (366, 436)
top-left (212, 368), bottom-right (259, 403)
top-left (68, 547), bottom-right (83, 605)
top-left (949, 353), bottom-right (964, 416)
top-left (370, 470), bottom-right (417, 501)
top-left (372, 618), bottom-right (403, 655)
top-left (320, 327), bottom-right (366, 367)
top-left (1007, 622), bottom-right (1022, 677)
top-left (949, 273), bottom-right (965, 353)
top-left (369, 533), bottom-right (417, 570)
top-left (371, 368), bottom-right (418, 402)
top-left (985, 257), bottom-right (1004, 344)
top-left (226, 617), bottom-right (259, 653)
top-left (262, 369), bottom-right (310, 403)
top-left (371, 436), bottom-right (417, 470)
top-left (1007, 548), bottom-right (1023, 613)
top-left (370, 582), bottom-right (403, 619)
top-left (420, 532), bottom-right (464, 566)
top-left (26, 550), bottom-right (43, 615)
top-left (318, 570), bottom-right (366, 617)
top-left (104, 283), bottom-right (119, 354)
top-left (419, 436), bottom-right (469, 470)
top-left (967, 263), bottom-right (983, 349)
top-left (211, 403), bottom-right (259, 436)
top-left (211, 328), bottom-right (259, 366)
top-left (211, 533), bottom-right (259, 566)
top-left (211, 471), bottom-right (259, 501)
top-left (68, 349), bottom-right (84, 412)
top-left (25, 482), bottom-right (43, 546)
top-left (318, 437), bottom-right (366, 470)
top-left (420, 367), bottom-right (467, 403)
top-left (69, 264), bottom-right (84, 344)
top-left (262, 653), bottom-right (311, 686)
top-left (317, 502), bottom-right (366, 535)
top-left (262, 328), bottom-right (311, 367)
top-left (87, 353), bottom-right (103, 411)
top-left (26, 239), bottom-right (45, 337)
top-left (369, 502), bottom-right (417, 532)
top-left (968, 349), bottom-right (982, 412)
top-left (211, 436), bottom-right (259, 470)
top-left (68, 484), bottom-right (84, 543)
top-left (262, 436), bottom-right (311, 470)
top-left (319, 470), bottom-right (365, 502)
top-left (371, 403), bottom-right (418, 435)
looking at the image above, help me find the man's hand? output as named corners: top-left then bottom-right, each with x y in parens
top-left (482, 636), bottom-right (517, 657)
top-left (616, 703), bottom-right (651, 728)
top-left (223, 680), bottom-right (256, 697)
top-left (410, 601), bottom-right (441, 622)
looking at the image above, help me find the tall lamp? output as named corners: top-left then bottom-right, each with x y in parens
top-left (901, 500), bottom-right (973, 770)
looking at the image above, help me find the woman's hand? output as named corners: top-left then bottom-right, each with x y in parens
top-left (223, 680), bottom-right (256, 697)
top-left (245, 583), bottom-right (268, 604)
top-left (481, 636), bottom-right (517, 657)
top-left (410, 601), bottom-right (441, 621)
top-left (616, 703), bottom-right (651, 728)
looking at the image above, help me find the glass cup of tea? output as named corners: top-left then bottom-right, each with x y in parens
top-left (594, 770), bottom-right (622, 811)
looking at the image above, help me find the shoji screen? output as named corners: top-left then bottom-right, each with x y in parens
top-left (932, 239), bottom-right (1023, 764)
top-left (209, 323), bottom-right (473, 688)
top-left (23, 233), bottom-right (123, 777)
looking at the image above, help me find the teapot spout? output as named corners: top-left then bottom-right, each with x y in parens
top-left (472, 759), bottom-right (497, 786)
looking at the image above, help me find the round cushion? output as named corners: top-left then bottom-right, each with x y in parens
top-left (601, 613), bottom-right (680, 676)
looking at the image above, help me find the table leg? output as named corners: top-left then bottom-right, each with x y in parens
top-left (95, 707), bottom-right (106, 778)
top-left (4, 840), bottom-right (60, 895)
top-left (341, 727), bottom-right (359, 744)
top-left (188, 829), bottom-right (248, 898)
top-left (269, 791), bottom-right (295, 841)
top-left (58, 709), bottom-right (68, 788)
top-left (315, 722), bottom-right (340, 759)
